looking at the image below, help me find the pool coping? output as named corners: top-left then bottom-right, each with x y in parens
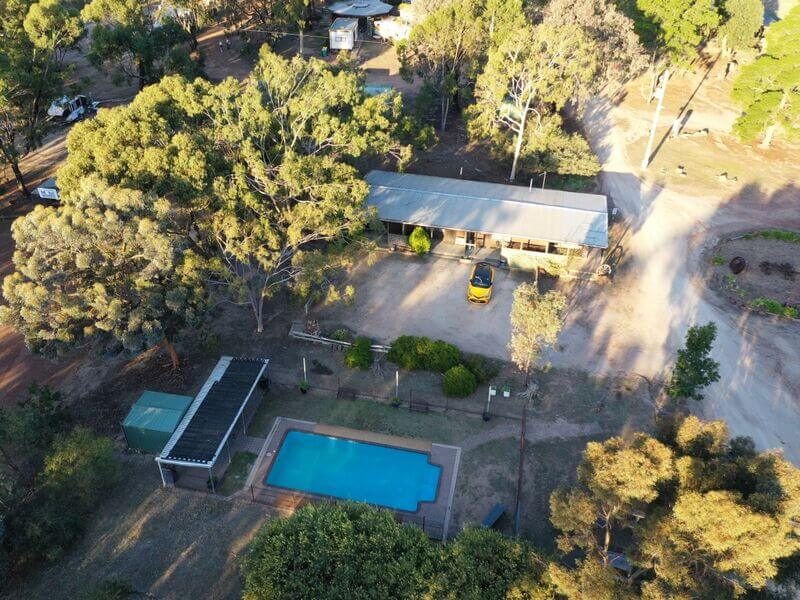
top-left (251, 417), bottom-right (461, 540)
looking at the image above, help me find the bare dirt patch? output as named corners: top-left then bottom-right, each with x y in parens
top-left (628, 129), bottom-right (800, 198)
top-left (705, 231), bottom-right (800, 317)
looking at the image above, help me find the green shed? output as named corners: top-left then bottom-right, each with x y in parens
top-left (122, 391), bottom-right (193, 454)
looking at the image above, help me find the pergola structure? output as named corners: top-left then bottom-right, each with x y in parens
top-left (155, 356), bottom-right (269, 493)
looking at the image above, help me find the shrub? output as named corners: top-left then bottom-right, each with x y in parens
top-left (387, 335), bottom-right (427, 370)
top-left (345, 337), bottom-right (374, 369)
top-left (408, 226), bottom-right (431, 255)
top-left (426, 340), bottom-right (461, 373)
top-left (443, 364), bottom-right (478, 397)
top-left (327, 328), bottom-right (354, 343)
top-left (755, 229), bottom-right (800, 244)
top-left (387, 336), bottom-right (461, 373)
top-left (712, 255), bottom-right (726, 265)
top-left (749, 298), bottom-right (799, 318)
top-left (461, 353), bottom-right (500, 383)
top-left (433, 527), bottom-right (549, 598)
top-left (242, 503), bottom-right (438, 600)
top-left (4, 428), bottom-right (119, 570)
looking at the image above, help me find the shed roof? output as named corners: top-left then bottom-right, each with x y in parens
top-left (330, 17), bottom-right (359, 30)
top-left (36, 177), bottom-right (58, 190)
top-left (365, 170), bottom-right (609, 248)
top-left (157, 357), bottom-right (268, 467)
top-left (328, 0), bottom-right (393, 16)
top-left (123, 391), bottom-right (193, 434)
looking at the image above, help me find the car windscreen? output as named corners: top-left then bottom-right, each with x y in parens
top-left (471, 265), bottom-right (492, 288)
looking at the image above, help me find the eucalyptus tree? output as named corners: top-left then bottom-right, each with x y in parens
top-left (0, 0), bottom-right (82, 197)
top-left (550, 416), bottom-right (800, 598)
top-left (398, 0), bottom-right (484, 131)
top-left (81, 0), bottom-right (198, 90)
top-left (542, 0), bottom-right (646, 87)
top-left (54, 47), bottom-right (410, 334)
top-left (0, 178), bottom-right (205, 367)
top-left (467, 23), bottom-right (598, 181)
top-left (732, 6), bottom-right (800, 147)
top-left (634, 0), bottom-right (721, 64)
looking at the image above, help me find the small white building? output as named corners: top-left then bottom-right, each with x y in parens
top-left (34, 178), bottom-right (60, 202)
top-left (329, 18), bottom-right (359, 50)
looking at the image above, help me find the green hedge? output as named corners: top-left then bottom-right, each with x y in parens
top-left (387, 336), bottom-right (461, 373)
top-left (408, 227), bottom-right (431, 255)
top-left (461, 353), bottom-right (500, 384)
top-left (345, 337), bottom-right (374, 369)
top-left (443, 365), bottom-right (478, 397)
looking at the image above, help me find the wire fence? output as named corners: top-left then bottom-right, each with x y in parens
top-left (268, 365), bottom-right (527, 422)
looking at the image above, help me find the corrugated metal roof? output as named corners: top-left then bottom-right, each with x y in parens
top-left (365, 170), bottom-right (609, 248)
top-left (123, 391), bottom-right (193, 434)
top-left (134, 390), bottom-right (193, 411)
top-left (124, 405), bottom-right (186, 434)
top-left (328, 0), bottom-right (393, 16)
top-left (330, 17), bottom-right (358, 30)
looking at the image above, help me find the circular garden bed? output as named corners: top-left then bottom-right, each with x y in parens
top-left (705, 229), bottom-right (799, 319)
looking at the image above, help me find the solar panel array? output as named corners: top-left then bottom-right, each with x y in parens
top-left (165, 359), bottom-right (266, 464)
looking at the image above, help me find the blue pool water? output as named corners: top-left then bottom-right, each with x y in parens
top-left (266, 430), bottom-right (441, 511)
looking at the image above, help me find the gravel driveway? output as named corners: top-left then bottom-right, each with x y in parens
top-left (315, 252), bottom-right (534, 360)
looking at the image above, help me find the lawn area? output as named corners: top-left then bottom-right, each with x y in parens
top-left (536, 368), bottom-right (653, 433)
top-left (3, 456), bottom-right (269, 600)
top-left (519, 438), bottom-right (592, 550)
top-left (449, 436), bottom-right (592, 551)
top-left (218, 452), bottom-right (258, 497)
top-left (248, 387), bottom-right (502, 445)
top-left (450, 437), bottom-right (519, 536)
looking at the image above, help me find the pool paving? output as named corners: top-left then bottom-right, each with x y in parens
top-left (249, 417), bottom-right (461, 540)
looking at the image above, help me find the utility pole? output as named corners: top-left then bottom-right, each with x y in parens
top-left (641, 69), bottom-right (670, 170)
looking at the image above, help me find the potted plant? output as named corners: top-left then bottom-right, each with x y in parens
top-left (300, 379), bottom-right (310, 394)
top-left (391, 396), bottom-right (401, 408)
top-left (502, 384), bottom-right (511, 398)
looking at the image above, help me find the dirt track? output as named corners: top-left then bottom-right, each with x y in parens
top-left (566, 87), bottom-right (800, 463)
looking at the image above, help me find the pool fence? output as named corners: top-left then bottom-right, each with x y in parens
top-left (246, 483), bottom-right (447, 539)
top-left (267, 365), bottom-right (527, 422)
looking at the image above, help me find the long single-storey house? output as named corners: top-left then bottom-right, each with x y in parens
top-left (364, 170), bottom-right (609, 269)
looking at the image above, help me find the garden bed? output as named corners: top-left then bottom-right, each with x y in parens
top-left (705, 230), bottom-right (800, 319)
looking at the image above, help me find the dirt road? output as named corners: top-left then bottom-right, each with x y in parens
top-left (563, 94), bottom-right (800, 463)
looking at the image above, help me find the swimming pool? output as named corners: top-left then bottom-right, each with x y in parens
top-left (266, 430), bottom-right (441, 512)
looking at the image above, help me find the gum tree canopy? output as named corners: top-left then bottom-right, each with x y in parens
top-left (0, 0), bottom-right (82, 197)
top-left (0, 178), bottom-right (204, 366)
top-left (732, 6), bottom-right (800, 148)
top-left (549, 416), bottom-right (800, 599)
top-left (46, 46), bottom-right (410, 335)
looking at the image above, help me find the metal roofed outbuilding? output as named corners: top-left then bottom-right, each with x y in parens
top-left (155, 356), bottom-right (268, 493)
top-left (122, 391), bottom-right (193, 454)
top-left (365, 170), bottom-right (609, 250)
top-left (327, 0), bottom-right (393, 17)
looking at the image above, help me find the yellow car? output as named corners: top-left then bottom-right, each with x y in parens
top-left (467, 262), bottom-right (494, 304)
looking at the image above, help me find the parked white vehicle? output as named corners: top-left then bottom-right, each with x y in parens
top-left (47, 95), bottom-right (100, 124)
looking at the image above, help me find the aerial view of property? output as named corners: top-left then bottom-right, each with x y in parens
top-left (1, 0), bottom-right (799, 598)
